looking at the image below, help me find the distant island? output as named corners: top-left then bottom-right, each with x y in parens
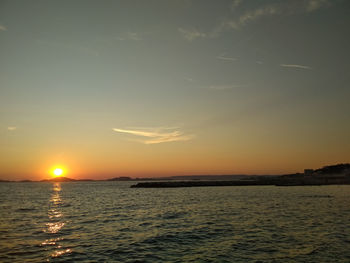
top-left (40, 176), bottom-right (96, 182)
top-left (130, 164), bottom-right (350, 188)
top-left (1, 164), bottom-right (349, 187)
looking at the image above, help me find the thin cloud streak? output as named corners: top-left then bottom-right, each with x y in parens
top-left (216, 55), bottom-right (237, 62)
top-left (222, 0), bottom-right (331, 31)
top-left (231, 0), bottom-right (243, 11)
top-left (179, 0), bottom-right (333, 40)
top-left (117, 32), bottom-right (144, 41)
top-left (7, 127), bottom-right (17, 131)
top-left (306, 0), bottom-right (331, 12)
top-left (113, 127), bottom-right (194, 144)
top-left (178, 27), bottom-right (207, 41)
top-left (280, 64), bottom-right (312, 70)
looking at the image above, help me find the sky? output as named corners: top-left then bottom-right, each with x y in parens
top-left (0, 0), bottom-right (349, 180)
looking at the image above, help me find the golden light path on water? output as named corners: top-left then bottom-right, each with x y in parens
top-left (41, 183), bottom-right (71, 260)
top-left (1, 182), bottom-right (350, 261)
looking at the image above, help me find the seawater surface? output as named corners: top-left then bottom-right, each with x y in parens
top-left (0, 182), bottom-right (350, 262)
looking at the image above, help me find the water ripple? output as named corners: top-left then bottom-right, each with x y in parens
top-left (1, 183), bottom-right (350, 262)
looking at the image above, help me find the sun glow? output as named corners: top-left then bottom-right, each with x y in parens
top-left (51, 167), bottom-right (65, 177)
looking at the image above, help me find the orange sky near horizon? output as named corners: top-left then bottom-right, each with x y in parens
top-left (2, 129), bottom-right (349, 181)
top-left (1, 1), bottom-right (349, 181)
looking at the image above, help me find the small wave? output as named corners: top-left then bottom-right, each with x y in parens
top-left (278, 246), bottom-right (319, 258)
top-left (7, 249), bottom-right (42, 257)
top-left (138, 222), bottom-right (152, 227)
top-left (15, 208), bottom-right (37, 212)
top-left (161, 211), bottom-right (186, 219)
top-left (301, 195), bottom-right (333, 198)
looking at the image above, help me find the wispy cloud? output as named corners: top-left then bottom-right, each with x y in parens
top-left (306, 0), bottom-right (331, 12)
top-left (216, 54), bottom-right (237, 62)
top-left (178, 27), bottom-right (207, 41)
top-left (179, 0), bottom-right (333, 40)
top-left (7, 126), bottom-right (16, 131)
top-left (280, 64), bottom-right (312, 70)
top-left (185, 77), bottom-right (194, 83)
top-left (231, 0), bottom-right (243, 11)
top-left (235, 6), bottom-right (278, 29)
top-left (0, 25), bottom-right (7, 31)
top-left (226, 0), bottom-right (332, 30)
top-left (117, 32), bottom-right (144, 41)
top-left (113, 127), bottom-right (194, 144)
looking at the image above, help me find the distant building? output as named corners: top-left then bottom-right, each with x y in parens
top-left (304, 169), bottom-right (314, 175)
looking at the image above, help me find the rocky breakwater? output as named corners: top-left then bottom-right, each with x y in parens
top-left (130, 179), bottom-right (275, 188)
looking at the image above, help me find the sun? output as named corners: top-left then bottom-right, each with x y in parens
top-left (54, 168), bottom-right (63, 176)
top-left (51, 167), bottom-right (65, 177)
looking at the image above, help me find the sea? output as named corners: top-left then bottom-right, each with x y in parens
top-left (0, 182), bottom-right (350, 262)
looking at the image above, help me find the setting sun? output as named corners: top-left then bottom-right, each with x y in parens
top-left (51, 167), bottom-right (64, 177)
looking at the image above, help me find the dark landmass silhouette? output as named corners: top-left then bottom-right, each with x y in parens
top-left (131, 163), bottom-right (350, 188)
top-left (40, 177), bottom-right (95, 182)
top-left (108, 174), bottom-right (251, 181)
top-left (275, 163), bottom-right (350, 186)
top-left (0, 175), bottom-right (257, 183)
top-left (131, 180), bottom-right (273, 188)
top-left (1, 164), bottom-right (349, 186)
top-left (40, 176), bottom-right (77, 182)
top-left (108, 176), bottom-right (133, 181)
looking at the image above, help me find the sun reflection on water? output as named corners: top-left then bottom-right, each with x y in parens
top-left (48, 209), bottom-right (62, 219)
top-left (41, 237), bottom-right (62, 246)
top-left (42, 183), bottom-right (72, 260)
top-left (45, 222), bottom-right (65, 234)
top-left (51, 249), bottom-right (72, 258)
top-left (53, 183), bottom-right (61, 192)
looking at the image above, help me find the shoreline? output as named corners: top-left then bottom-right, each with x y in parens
top-left (130, 179), bottom-right (350, 188)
